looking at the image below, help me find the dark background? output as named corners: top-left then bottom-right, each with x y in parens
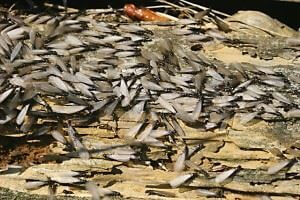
top-left (3, 0), bottom-right (300, 30)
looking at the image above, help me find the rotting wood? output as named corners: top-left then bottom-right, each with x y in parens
top-left (0, 1), bottom-right (299, 200)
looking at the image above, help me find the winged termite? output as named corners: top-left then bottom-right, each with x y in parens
top-left (173, 104), bottom-right (195, 124)
top-left (263, 79), bottom-right (285, 87)
top-left (257, 103), bottom-right (277, 114)
top-left (68, 47), bottom-right (86, 56)
top-left (169, 173), bottom-right (194, 188)
top-left (0, 46), bottom-right (5, 56)
top-left (184, 160), bottom-right (209, 177)
top-left (209, 112), bottom-right (226, 124)
top-left (50, 56), bottom-right (68, 72)
top-left (48, 76), bottom-right (69, 93)
top-left (7, 90), bottom-right (21, 110)
top-left (194, 9), bottom-right (211, 20)
top-left (288, 74), bottom-right (300, 84)
top-left (91, 99), bottom-right (110, 113)
top-left (48, 183), bottom-right (56, 200)
top-left (10, 41), bottom-right (23, 62)
top-left (212, 96), bottom-right (237, 104)
top-left (215, 167), bottom-right (239, 183)
top-left (34, 82), bottom-right (64, 94)
top-left (272, 92), bottom-right (291, 104)
top-left (24, 13), bottom-right (39, 23)
top-left (239, 112), bottom-right (259, 125)
top-left (65, 35), bottom-right (83, 47)
top-left (146, 189), bottom-right (176, 198)
top-left (0, 88), bottom-right (13, 104)
top-left (192, 100), bottom-right (202, 120)
top-left (157, 96), bottom-right (176, 113)
top-left (104, 98), bottom-right (119, 116)
top-left (126, 122), bottom-right (144, 139)
top-left (172, 28), bottom-right (194, 36)
top-left (120, 77), bottom-right (131, 107)
top-left (9, 76), bottom-right (26, 88)
top-left (101, 35), bottom-right (124, 43)
top-left (246, 85), bottom-right (266, 95)
top-left (194, 71), bottom-right (206, 93)
top-left (33, 15), bottom-right (52, 24)
top-left (115, 44), bottom-right (136, 51)
top-left (196, 189), bottom-right (218, 197)
top-left (0, 35), bottom-right (10, 53)
top-left (236, 92), bottom-right (257, 101)
top-left (34, 34), bottom-right (44, 49)
top-left (81, 69), bottom-right (103, 80)
top-left (169, 75), bottom-right (189, 87)
top-left (51, 105), bottom-right (87, 114)
top-left (141, 77), bottom-right (164, 91)
top-left (29, 29), bottom-right (36, 46)
top-left (143, 136), bottom-right (165, 147)
top-left (149, 129), bottom-right (171, 138)
top-left (16, 104), bottom-right (30, 125)
top-left (212, 15), bottom-right (231, 33)
top-left (105, 154), bottom-right (135, 162)
top-left (207, 68), bottom-right (224, 81)
top-left (267, 148), bottom-right (286, 159)
top-left (27, 126), bottom-right (50, 138)
top-left (119, 24), bottom-right (146, 33)
top-left (171, 118), bottom-right (185, 137)
top-left (178, 18), bottom-right (197, 25)
top-left (255, 66), bottom-right (275, 75)
top-left (67, 123), bottom-right (90, 159)
top-left (25, 180), bottom-right (48, 190)
top-left (51, 176), bottom-right (82, 184)
top-left (115, 51), bottom-right (138, 58)
top-left (50, 130), bottom-right (67, 144)
top-left (61, 72), bottom-right (77, 83)
top-left (267, 159), bottom-right (292, 175)
top-left (174, 146), bottom-right (188, 172)
top-left (137, 123), bottom-right (154, 141)
top-left (7, 27), bottom-right (25, 40)
top-left (86, 182), bottom-right (101, 200)
top-left (86, 181), bottom-right (117, 199)
top-left (74, 82), bottom-right (93, 97)
top-left (120, 77), bottom-right (129, 97)
top-left (285, 109), bottom-right (300, 118)
top-left (205, 122), bottom-right (217, 130)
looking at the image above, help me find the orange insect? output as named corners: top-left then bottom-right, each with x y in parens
top-left (124, 4), bottom-right (169, 22)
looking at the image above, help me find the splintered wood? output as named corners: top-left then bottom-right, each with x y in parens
top-left (0, 1), bottom-right (300, 200)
